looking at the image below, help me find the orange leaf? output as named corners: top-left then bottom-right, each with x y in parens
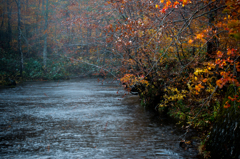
top-left (188, 39), bottom-right (194, 44)
top-left (202, 78), bottom-right (207, 83)
top-left (196, 33), bottom-right (204, 39)
top-left (173, 1), bottom-right (179, 8)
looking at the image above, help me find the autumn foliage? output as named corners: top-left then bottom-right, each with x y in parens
top-left (104, 0), bottom-right (240, 152)
top-left (0, 0), bottom-right (239, 157)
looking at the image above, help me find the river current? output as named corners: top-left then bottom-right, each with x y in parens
top-left (0, 78), bottom-right (199, 158)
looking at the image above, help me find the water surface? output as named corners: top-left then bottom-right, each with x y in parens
top-left (0, 78), bottom-right (199, 158)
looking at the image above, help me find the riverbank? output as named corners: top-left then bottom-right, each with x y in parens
top-left (131, 79), bottom-right (240, 159)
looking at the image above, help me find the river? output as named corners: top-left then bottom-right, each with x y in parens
top-left (0, 78), bottom-right (199, 158)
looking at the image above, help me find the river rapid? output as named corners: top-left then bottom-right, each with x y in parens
top-left (0, 78), bottom-right (199, 159)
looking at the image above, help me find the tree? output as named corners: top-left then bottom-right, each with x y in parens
top-left (43, 0), bottom-right (49, 67)
top-left (104, 0), bottom-right (239, 157)
top-left (17, 0), bottom-right (23, 77)
top-left (6, 0), bottom-right (12, 49)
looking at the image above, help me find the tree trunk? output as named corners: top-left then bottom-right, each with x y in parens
top-left (7, 0), bottom-right (12, 49)
top-left (35, 0), bottom-right (40, 55)
top-left (25, 0), bottom-right (30, 56)
top-left (86, 27), bottom-right (91, 55)
top-left (206, 2), bottom-right (219, 59)
top-left (17, 0), bottom-right (23, 77)
top-left (96, 28), bottom-right (100, 65)
top-left (43, 0), bottom-right (49, 67)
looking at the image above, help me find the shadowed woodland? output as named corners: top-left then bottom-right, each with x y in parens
top-left (0, 0), bottom-right (239, 158)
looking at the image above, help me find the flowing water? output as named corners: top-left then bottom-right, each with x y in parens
top-left (0, 78), bottom-right (199, 159)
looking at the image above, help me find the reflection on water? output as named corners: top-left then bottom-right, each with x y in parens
top-left (0, 78), bottom-right (199, 158)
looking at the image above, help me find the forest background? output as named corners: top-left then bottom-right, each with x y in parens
top-left (0, 0), bottom-right (239, 158)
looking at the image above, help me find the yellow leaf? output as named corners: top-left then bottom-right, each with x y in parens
top-left (194, 69), bottom-right (199, 75)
